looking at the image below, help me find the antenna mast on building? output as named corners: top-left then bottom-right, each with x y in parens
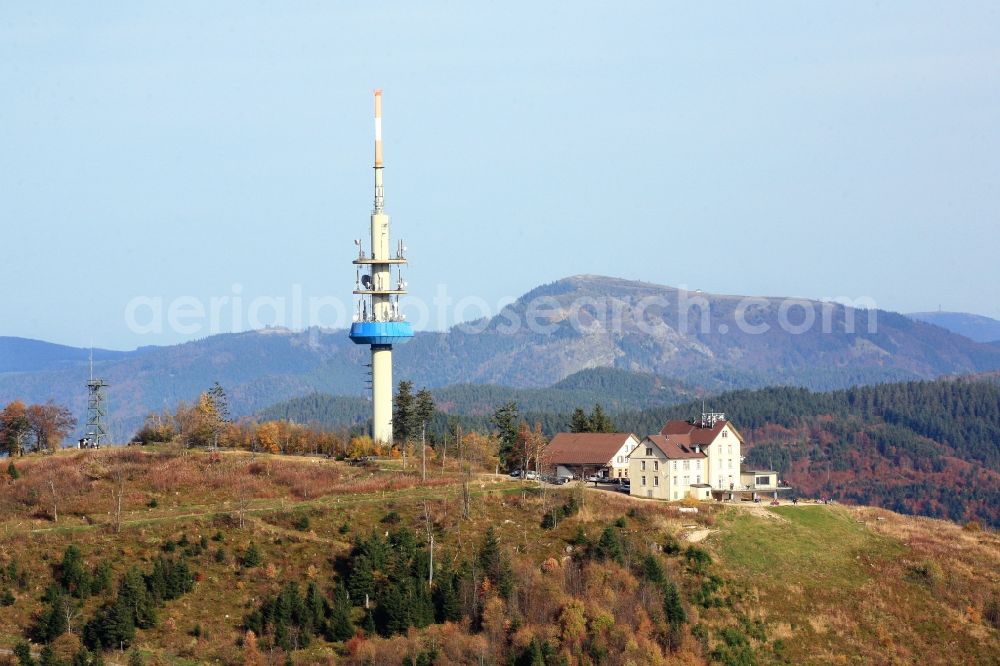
top-left (85, 350), bottom-right (110, 446)
top-left (348, 90), bottom-right (414, 444)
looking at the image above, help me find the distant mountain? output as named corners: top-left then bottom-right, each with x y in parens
top-left (907, 311), bottom-right (1000, 343)
top-left (396, 275), bottom-right (1000, 390)
top-left (0, 336), bottom-right (132, 373)
top-left (0, 329), bottom-right (371, 437)
top-left (4, 275), bottom-right (1000, 437)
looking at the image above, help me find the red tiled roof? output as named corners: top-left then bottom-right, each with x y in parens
top-left (645, 434), bottom-right (707, 460)
top-left (544, 433), bottom-right (638, 465)
top-left (659, 419), bottom-right (743, 447)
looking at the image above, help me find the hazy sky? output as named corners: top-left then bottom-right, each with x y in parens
top-left (2, 2), bottom-right (998, 349)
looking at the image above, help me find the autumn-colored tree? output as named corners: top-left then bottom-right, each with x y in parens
top-left (177, 393), bottom-right (220, 448)
top-left (131, 410), bottom-right (176, 444)
top-left (242, 630), bottom-right (264, 666)
top-left (348, 435), bottom-right (375, 458)
top-left (0, 400), bottom-right (32, 456)
top-left (460, 431), bottom-right (500, 472)
top-left (256, 421), bottom-right (281, 454)
top-left (514, 422), bottom-right (547, 474)
top-left (26, 402), bottom-right (76, 452)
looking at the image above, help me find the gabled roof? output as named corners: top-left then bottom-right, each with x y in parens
top-left (545, 432), bottom-right (639, 465)
top-left (660, 419), bottom-right (744, 447)
top-left (642, 434), bottom-right (706, 460)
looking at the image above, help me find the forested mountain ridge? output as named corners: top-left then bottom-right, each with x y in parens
top-left (256, 368), bottom-right (699, 434)
top-left (4, 275), bottom-right (1000, 436)
top-left (907, 310), bottom-right (1000, 343)
top-left (0, 337), bottom-right (131, 373)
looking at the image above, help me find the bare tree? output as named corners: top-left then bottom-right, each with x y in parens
top-left (423, 501), bottom-right (434, 585)
top-left (421, 421), bottom-right (427, 483)
top-left (61, 596), bottom-right (81, 635)
top-left (235, 463), bottom-right (250, 529)
top-left (47, 474), bottom-right (60, 522)
top-left (110, 463), bottom-right (127, 534)
top-left (459, 426), bottom-right (470, 520)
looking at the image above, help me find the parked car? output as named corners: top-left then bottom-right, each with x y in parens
top-left (509, 470), bottom-right (521, 478)
top-left (617, 481), bottom-right (631, 493)
top-left (524, 471), bottom-right (539, 480)
top-left (585, 474), bottom-right (602, 483)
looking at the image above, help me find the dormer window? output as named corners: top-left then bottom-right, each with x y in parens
top-left (645, 447), bottom-right (652, 456)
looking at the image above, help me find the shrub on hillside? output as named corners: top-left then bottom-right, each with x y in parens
top-left (241, 543), bottom-right (263, 568)
top-left (985, 595), bottom-right (1000, 631)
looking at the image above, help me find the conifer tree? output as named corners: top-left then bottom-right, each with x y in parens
top-left (433, 570), bottom-right (462, 623)
top-left (662, 580), bottom-right (686, 651)
top-left (325, 586), bottom-right (355, 641)
top-left (570, 408), bottom-right (591, 433)
top-left (595, 526), bottom-right (625, 565)
top-left (490, 402), bottom-right (520, 468)
top-left (588, 404), bottom-right (614, 433)
top-left (393, 381), bottom-right (415, 443)
top-left (414, 389), bottom-right (435, 434)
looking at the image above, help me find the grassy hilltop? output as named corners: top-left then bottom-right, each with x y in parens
top-left (0, 448), bottom-right (997, 665)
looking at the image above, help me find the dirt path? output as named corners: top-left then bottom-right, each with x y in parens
top-left (18, 480), bottom-right (521, 538)
top-left (685, 528), bottom-right (713, 543)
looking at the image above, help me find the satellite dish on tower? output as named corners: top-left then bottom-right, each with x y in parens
top-left (361, 274), bottom-right (373, 289)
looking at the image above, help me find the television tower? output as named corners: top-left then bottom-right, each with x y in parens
top-left (349, 90), bottom-right (413, 445)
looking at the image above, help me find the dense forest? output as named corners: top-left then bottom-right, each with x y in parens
top-left (258, 368), bottom-right (696, 429)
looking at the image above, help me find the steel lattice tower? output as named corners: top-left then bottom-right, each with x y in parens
top-left (86, 351), bottom-right (109, 446)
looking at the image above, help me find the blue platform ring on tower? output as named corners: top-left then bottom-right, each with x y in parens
top-left (349, 321), bottom-right (414, 346)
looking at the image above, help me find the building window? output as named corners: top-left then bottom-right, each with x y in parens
top-left (673, 491), bottom-right (678, 499)
top-left (654, 461), bottom-right (659, 471)
top-left (696, 460), bottom-right (701, 469)
top-left (722, 430), bottom-right (727, 438)
top-left (756, 475), bottom-right (770, 486)
top-left (654, 476), bottom-right (659, 486)
top-left (683, 460), bottom-right (690, 470)
top-left (617, 456), bottom-right (623, 463)
top-left (673, 461), bottom-right (677, 470)
top-left (684, 476), bottom-right (689, 486)
top-left (645, 447), bottom-right (652, 456)
top-left (696, 475), bottom-right (701, 484)
top-left (673, 476), bottom-right (678, 486)
top-left (728, 445), bottom-right (732, 455)
top-left (641, 476), bottom-right (647, 486)
top-left (641, 460), bottom-right (646, 471)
